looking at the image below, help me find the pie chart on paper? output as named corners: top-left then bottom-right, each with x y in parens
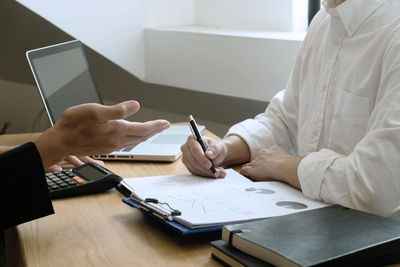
top-left (275, 201), bottom-right (308, 210)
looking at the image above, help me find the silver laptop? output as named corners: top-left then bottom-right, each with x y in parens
top-left (26, 40), bottom-right (204, 162)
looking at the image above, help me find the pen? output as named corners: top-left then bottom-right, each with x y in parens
top-left (189, 115), bottom-right (217, 175)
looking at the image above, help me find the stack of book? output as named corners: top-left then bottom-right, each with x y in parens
top-left (211, 205), bottom-right (400, 266)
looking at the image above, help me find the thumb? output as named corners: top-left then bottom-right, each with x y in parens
top-left (205, 141), bottom-right (226, 164)
top-left (61, 100), bottom-right (141, 122)
top-left (101, 100), bottom-right (140, 121)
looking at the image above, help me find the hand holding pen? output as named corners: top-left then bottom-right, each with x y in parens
top-left (188, 115), bottom-right (218, 177)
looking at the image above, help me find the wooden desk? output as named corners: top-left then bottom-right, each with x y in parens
top-left (1, 131), bottom-right (222, 267)
top-left (3, 133), bottom-right (399, 267)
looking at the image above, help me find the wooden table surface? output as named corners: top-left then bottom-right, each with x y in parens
top-left (2, 132), bottom-right (399, 267)
top-left (1, 131), bottom-right (223, 267)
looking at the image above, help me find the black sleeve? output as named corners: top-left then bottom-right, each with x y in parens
top-left (0, 142), bottom-right (54, 229)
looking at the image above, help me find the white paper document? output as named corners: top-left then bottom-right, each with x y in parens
top-left (122, 169), bottom-right (329, 228)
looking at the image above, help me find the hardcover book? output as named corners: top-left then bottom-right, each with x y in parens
top-left (222, 205), bottom-right (400, 266)
top-left (211, 239), bottom-right (272, 267)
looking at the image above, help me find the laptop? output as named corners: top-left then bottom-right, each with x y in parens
top-left (26, 40), bottom-right (204, 162)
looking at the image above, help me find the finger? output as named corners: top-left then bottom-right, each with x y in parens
top-left (242, 162), bottom-right (251, 168)
top-left (101, 100), bottom-right (141, 121)
top-left (240, 165), bottom-right (257, 180)
top-left (65, 156), bottom-right (85, 167)
top-left (79, 120), bottom-right (170, 153)
top-left (110, 130), bottom-right (168, 151)
top-left (181, 141), bottom-right (211, 175)
top-left (64, 100), bottom-right (141, 122)
top-left (76, 156), bottom-right (105, 167)
top-left (182, 155), bottom-right (215, 178)
top-left (206, 166), bottom-right (226, 178)
top-left (186, 136), bottom-right (213, 170)
top-left (204, 139), bottom-right (221, 159)
top-left (215, 167), bottom-right (227, 178)
top-left (181, 155), bottom-right (202, 175)
top-left (124, 120), bottom-right (170, 137)
top-left (240, 160), bottom-right (257, 176)
top-left (184, 146), bottom-right (209, 173)
top-left (205, 149), bottom-right (216, 159)
top-left (205, 140), bottom-right (225, 165)
top-left (240, 165), bottom-right (250, 176)
top-left (46, 164), bottom-right (62, 173)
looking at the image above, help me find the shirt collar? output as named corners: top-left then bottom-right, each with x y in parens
top-left (322, 0), bottom-right (387, 36)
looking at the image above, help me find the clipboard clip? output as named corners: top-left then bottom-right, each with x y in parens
top-left (139, 198), bottom-right (181, 221)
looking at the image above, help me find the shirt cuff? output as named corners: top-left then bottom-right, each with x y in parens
top-left (298, 149), bottom-right (341, 200)
top-left (226, 119), bottom-right (274, 160)
top-left (0, 142), bottom-right (54, 228)
top-left (226, 126), bottom-right (257, 160)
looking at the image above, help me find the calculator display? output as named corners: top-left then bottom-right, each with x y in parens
top-left (74, 165), bottom-right (106, 181)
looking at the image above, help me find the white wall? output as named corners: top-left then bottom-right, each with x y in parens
top-left (144, 26), bottom-right (303, 101)
top-left (16, 0), bottom-right (197, 80)
top-left (16, 0), bottom-right (306, 101)
top-left (195, 0), bottom-right (294, 31)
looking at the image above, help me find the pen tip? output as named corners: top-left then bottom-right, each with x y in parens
top-left (189, 115), bottom-right (194, 120)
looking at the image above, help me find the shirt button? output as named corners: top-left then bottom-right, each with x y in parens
top-left (322, 85), bottom-right (327, 91)
top-left (313, 129), bottom-right (319, 136)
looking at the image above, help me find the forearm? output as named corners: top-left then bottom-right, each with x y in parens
top-left (220, 135), bottom-right (251, 167)
top-left (276, 153), bottom-right (303, 189)
top-left (299, 144), bottom-right (400, 219)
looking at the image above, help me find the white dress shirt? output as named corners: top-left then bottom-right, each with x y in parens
top-left (227, 0), bottom-right (400, 220)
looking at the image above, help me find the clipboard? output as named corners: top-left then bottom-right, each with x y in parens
top-left (119, 170), bottom-right (329, 234)
top-left (122, 198), bottom-right (222, 235)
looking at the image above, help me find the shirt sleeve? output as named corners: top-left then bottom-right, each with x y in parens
top-left (0, 142), bottom-right (54, 229)
top-left (226, 89), bottom-right (299, 160)
top-left (298, 33), bottom-right (400, 220)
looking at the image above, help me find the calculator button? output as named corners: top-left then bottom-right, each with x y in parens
top-left (58, 182), bottom-right (69, 188)
top-left (50, 185), bottom-right (60, 189)
top-left (66, 180), bottom-right (77, 186)
top-left (73, 176), bottom-right (85, 184)
top-left (64, 170), bottom-right (74, 176)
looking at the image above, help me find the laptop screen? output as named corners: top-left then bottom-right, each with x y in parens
top-left (27, 40), bottom-right (102, 124)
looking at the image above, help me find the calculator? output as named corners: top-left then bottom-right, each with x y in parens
top-left (46, 162), bottom-right (122, 199)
